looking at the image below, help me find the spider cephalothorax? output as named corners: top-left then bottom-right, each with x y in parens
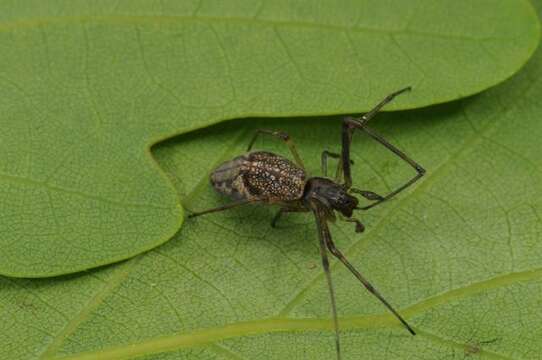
top-left (190, 88), bottom-right (425, 360)
top-left (303, 177), bottom-right (358, 218)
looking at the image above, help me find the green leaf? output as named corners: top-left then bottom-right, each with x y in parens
top-left (2, 4), bottom-right (542, 356)
top-left (0, 0), bottom-right (539, 276)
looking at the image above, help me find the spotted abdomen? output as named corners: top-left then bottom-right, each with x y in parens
top-left (210, 151), bottom-right (306, 202)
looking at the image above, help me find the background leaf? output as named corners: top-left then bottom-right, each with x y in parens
top-left (0, 0), bottom-right (540, 276)
top-left (2, 2), bottom-right (542, 357)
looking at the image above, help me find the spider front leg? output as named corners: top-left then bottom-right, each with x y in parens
top-left (349, 188), bottom-right (384, 201)
top-left (341, 87), bottom-right (425, 209)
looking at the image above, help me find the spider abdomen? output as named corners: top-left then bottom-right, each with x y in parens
top-left (211, 151), bottom-right (306, 202)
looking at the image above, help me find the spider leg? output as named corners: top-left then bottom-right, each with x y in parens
top-left (340, 88), bottom-right (425, 209)
top-left (346, 121), bottom-right (425, 210)
top-left (324, 231), bottom-right (416, 335)
top-left (349, 188), bottom-right (385, 201)
top-left (311, 201), bottom-right (342, 360)
top-left (247, 129), bottom-right (305, 169)
top-left (321, 150), bottom-right (340, 179)
top-left (188, 199), bottom-right (261, 218)
top-left (341, 87), bottom-right (413, 188)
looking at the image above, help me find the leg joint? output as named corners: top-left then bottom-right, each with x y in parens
top-left (274, 130), bottom-right (290, 141)
top-left (343, 116), bottom-right (361, 128)
top-left (262, 130), bottom-right (290, 142)
top-left (416, 165), bottom-right (426, 175)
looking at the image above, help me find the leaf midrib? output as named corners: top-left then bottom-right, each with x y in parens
top-left (40, 259), bottom-right (139, 359)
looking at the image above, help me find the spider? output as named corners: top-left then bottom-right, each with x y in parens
top-left (189, 87), bottom-right (425, 359)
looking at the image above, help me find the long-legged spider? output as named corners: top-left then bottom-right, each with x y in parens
top-left (189, 87), bottom-right (425, 359)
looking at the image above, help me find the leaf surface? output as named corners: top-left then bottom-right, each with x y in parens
top-left (0, 0), bottom-right (540, 276)
top-left (2, 3), bottom-right (542, 357)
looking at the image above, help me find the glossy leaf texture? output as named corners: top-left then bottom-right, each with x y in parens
top-left (2, 3), bottom-right (542, 357)
top-left (0, 0), bottom-right (540, 277)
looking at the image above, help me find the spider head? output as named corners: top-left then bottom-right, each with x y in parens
top-left (327, 187), bottom-right (359, 217)
top-left (305, 178), bottom-right (359, 217)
